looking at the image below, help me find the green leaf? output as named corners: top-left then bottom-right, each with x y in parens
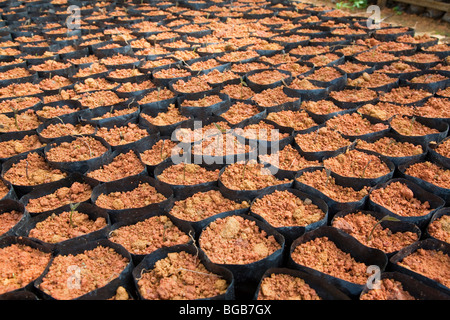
top-left (213, 122), bottom-right (225, 133)
top-left (69, 202), bottom-right (81, 212)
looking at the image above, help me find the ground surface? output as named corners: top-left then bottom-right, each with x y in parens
top-left (300, 0), bottom-right (450, 43)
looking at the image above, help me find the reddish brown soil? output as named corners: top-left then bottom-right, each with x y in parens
top-left (137, 251), bottom-right (229, 300)
top-left (199, 215), bottom-right (281, 264)
top-left (257, 273), bottom-right (322, 300)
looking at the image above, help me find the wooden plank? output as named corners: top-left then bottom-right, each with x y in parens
top-left (388, 0), bottom-right (450, 12)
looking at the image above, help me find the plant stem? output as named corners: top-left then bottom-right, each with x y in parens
top-left (189, 230), bottom-right (198, 257)
top-left (213, 122), bottom-right (225, 134)
top-left (77, 136), bottom-right (93, 158)
top-left (160, 139), bottom-right (165, 160)
top-left (313, 127), bottom-right (320, 144)
top-left (367, 215), bottom-right (401, 241)
top-left (324, 168), bottom-right (331, 188)
top-left (287, 156), bottom-right (297, 171)
top-left (239, 77), bottom-right (247, 100)
top-left (162, 223), bottom-right (168, 242)
top-left (361, 159), bottom-right (372, 179)
top-left (242, 160), bottom-right (248, 181)
top-left (69, 202), bottom-right (81, 228)
top-left (12, 108), bottom-right (19, 130)
top-left (383, 139), bottom-right (396, 155)
top-left (25, 160), bottom-right (30, 181)
top-left (54, 116), bottom-right (65, 125)
top-left (409, 116), bottom-right (416, 135)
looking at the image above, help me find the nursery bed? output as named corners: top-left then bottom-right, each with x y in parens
top-left (0, 0), bottom-right (448, 304)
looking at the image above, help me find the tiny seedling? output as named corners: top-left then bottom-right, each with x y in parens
top-left (162, 221), bottom-right (169, 242)
top-left (114, 27), bottom-right (129, 45)
top-left (160, 139), bottom-right (165, 160)
top-left (54, 115), bottom-right (65, 125)
top-left (287, 156), bottom-right (298, 171)
top-left (242, 160), bottom-right (249, 181)
top-left (324, 167), bottom-right (332, 188)
top-left (383, 138), bottom-right (396, 154)
top-left (360, 159), bottom-right (372, 179)
top-left (213, 122), bottom-right (226, 134)
top-left (212, 125), bottom-right (223, 150)
top-left (239, 77), bottom-right (248, 100)
top-left (73, 135), bottom-right (93, 159)
top-left (25, 160), bottom-right (30, 181)
top-left (11, 107), bottom-right (20, 131)
top-left (367, 215), bottom-right (401, 241)
top-left (313, 127), bottom-right (320, 143)
top-left (69, 202), bottom-right (81, 228)
top-left (188, 230), bottom-right (198, 257)
top-left (409, 116), bottom-right (416, 134)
